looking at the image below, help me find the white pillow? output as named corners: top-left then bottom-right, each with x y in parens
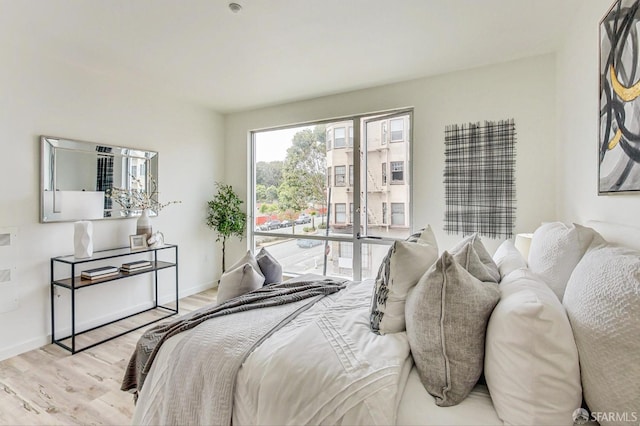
top-left (228, 250), bottom-right (264, 279)
top-left (563, 243), bottom-right (640, 426)
top-left (370, 227), bottom-right (438, 335)
top-left (485, 268), bottom-right (581, 426)
top-left (492, 240), bottom-right (527, 279)
top-left (217, 263), bottom-right (265, 304)
top-left (527, 222), bottom-right (602, 300)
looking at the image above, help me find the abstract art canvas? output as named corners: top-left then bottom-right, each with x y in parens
top-left (600, 0), bottom-right (640, 193)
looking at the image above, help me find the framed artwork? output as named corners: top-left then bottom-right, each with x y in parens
top-left (599, 0), bottom-right (640, 193)
top-left (129, 234), bottom-right (148, 251)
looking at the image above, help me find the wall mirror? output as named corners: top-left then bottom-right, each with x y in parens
top-left (40, 136), bottom-right (159, 223)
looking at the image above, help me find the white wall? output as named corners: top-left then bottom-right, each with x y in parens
top-left (225, 54), bottom-right (558, 260)
top-left (0, 43), bottom-right (224, 360)
top-left (556, 0), bottom-right (640, 225)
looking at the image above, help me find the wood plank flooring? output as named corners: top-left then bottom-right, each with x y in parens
top-left (0, 288), bottom-right (217, 425)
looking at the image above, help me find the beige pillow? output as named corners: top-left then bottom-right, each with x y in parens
top-left (217, 263), bottom-right (265, 304)
top-left (370, 226), bottom-right (438, 335)
top-left (451, 241), bottom-right (499, 283)
top-left (485, 268), bottom-right (581, 425)
top-left (563, 243), bottom-right (640, 426)
top-left (228, 250), bottom-right (264, 279)
top-left (405, 251), bottom-right (500, 406)
top-left (449, 233), bottom-right (499, 282)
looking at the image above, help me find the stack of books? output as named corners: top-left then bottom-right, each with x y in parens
top-left (121, 260), bottom-right (153, 273)
top-left (81, 266), bottom-right (119, 280)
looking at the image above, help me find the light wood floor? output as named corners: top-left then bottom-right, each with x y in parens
top-left (0, 288), bottom-right (217, 426)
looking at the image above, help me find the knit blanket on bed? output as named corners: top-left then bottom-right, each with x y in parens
top-left (121, 279), bottom-right (345, 399)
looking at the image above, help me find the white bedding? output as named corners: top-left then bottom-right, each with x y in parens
top-left (134, 277), bottom-right (502, 425)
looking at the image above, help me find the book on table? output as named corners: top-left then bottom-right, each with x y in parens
top-left (81, 266), bottom-right (119, 279)
top-left (121, 260), bottom-right (153, 272)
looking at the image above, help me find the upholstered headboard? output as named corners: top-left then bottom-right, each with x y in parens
top-left (586, 220), bottom-right (640, 251)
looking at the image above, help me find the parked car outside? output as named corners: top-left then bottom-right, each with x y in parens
top-left (280, 220), bottom-right (293, 227)
top-left (295, 214), bottom-right (311, 224)
top-left (296, 238), bottom-right (323, 248)
top-left (265, 220), bottom-right (282, 230)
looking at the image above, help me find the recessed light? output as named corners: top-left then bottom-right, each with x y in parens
top-left (228, 2), bottom-right (242, 13)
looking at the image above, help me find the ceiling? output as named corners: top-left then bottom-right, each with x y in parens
top-left (2, 0), bottom-right (582, 113)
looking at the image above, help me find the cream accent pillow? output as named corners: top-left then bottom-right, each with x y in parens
top-left (370, 226), bottom-right (438, 335)
top-left (217, 263), bottom-right (265, 304)
top-left (527, 222), bottom-right (602, 300)
top-left (449, 233), bottom-right (499, 282)
top-left (563, 243), bottom-right (640, 426)
top-left (405, 252), bottom-right (500, 406)
top-left (227, 250), bottom-right (264, 279)
top-left (492, 239), bottom-right (527, 279)
top-left (485, 268), bottom-right (581, 426)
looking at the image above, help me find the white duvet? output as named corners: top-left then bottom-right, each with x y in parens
top-left (233, 279), bottom-right (412, 425)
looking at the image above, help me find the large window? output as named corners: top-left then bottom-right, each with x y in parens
top-left (251, 109), bottom-right (412, 281)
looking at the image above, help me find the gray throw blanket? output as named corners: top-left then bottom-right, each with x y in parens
top-left (121, 279), bottom-right (345, 398)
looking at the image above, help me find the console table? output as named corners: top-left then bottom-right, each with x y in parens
top-left (50, 244), bottom-right (178, 354)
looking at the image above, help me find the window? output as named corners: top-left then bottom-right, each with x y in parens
top-left (382, 202), bottom-right (387, 224)
top-left (390, 118), bottom-right (403, 142)
top-left (349, 165), bottom-right (354, 186)
top-left (327, 167), bottom-right (332, 187)
top-left (339, 241), bottom-right (352, 258)
top-left (349, 203), bottom-right (354, 223)
top-left (391, 203), bottom-right (405, 225)
top-left (335, 165), bottom-right (346, 186)
top-left (335, 203), bottom-right (346, 223)
top-left (348, 126), bottom-right (353, 147)
top-left (334, 127), bottom-right (346, 148)
top-left (382, 162), bottom-right (387, 185)
top-left (326, 129), bottom-right (332, 150)
top-left (391, 161), bottom-right (404, 183)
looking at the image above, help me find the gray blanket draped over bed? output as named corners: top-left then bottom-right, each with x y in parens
top-left (121, 278), bottom-right (345, 420)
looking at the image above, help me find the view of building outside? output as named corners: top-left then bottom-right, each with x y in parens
top-left (252, 112), bottom-right (411, 280)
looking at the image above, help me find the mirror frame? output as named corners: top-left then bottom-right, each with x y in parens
top-left (40, 136), bottom-right (159, 223)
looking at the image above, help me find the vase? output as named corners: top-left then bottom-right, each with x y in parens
top-left (136, 209), bottom-right (152, 241)
top-left (74, 221), bottom-right (93, 258)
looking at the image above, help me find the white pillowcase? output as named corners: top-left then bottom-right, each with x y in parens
top-left (485, 268), bottom-right (581, 426)
top-left (527, 222), bottom-right (602, 301)
top-left (228, 250), bottom-right (264, 279)
top-left (492, 240), bottom-right (527, 279)
top-left (370, 226), bottom-right (438, 335)
top-left (563, 243), bottom-right (640, 426)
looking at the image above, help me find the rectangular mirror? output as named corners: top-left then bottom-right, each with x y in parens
top-left (40, 136), bottom-right (159, 222)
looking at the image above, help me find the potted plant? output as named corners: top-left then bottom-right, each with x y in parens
top-left (206, 182), bottom-right (247, 274)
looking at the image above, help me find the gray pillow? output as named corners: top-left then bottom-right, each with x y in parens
top-left (451, 241), bottom-right (499, 283)
top-left (217, 263), bottom-right (265, 304)
top-left (450, 234), bottom-right (500, 282)
top-left (405, 251), bottom-right (500, 406)
top-left (256, 248), bottom-right (282, 285)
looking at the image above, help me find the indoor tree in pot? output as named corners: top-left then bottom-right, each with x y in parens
top-left (206, 182), bottom-right (247, 274)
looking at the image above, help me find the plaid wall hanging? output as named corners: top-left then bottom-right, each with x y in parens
top-left (443, 119), bottom-right (516, 239)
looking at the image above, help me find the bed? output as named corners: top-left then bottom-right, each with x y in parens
top-left (124, 221), bottom-right (640, 426)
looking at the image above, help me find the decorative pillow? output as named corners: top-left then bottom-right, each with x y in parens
top-left (527, 222), bottom-right (603, 301)
top-left (451, 241), bottom-right (499, 283)
top-left (484, 268), bottom-right (581, 426)
top-left (256, 248), bottom-right (282, 285)
top-left (406, 224), bottom-right (439, 251)
top-left (405, 251), bottom-right (500, 407)
top-left (228, 250), bottom-right (264, 279)
top-left (449, 233), bottom-right (499, 282)
top-left (217, 263), bottom-right (265, 304)
top-left (563, 243), bottom-right (640, 426)
top-left (370, 227), bottom-right (438, 335)
top-left (492, 240), bottom-right (527, 279)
